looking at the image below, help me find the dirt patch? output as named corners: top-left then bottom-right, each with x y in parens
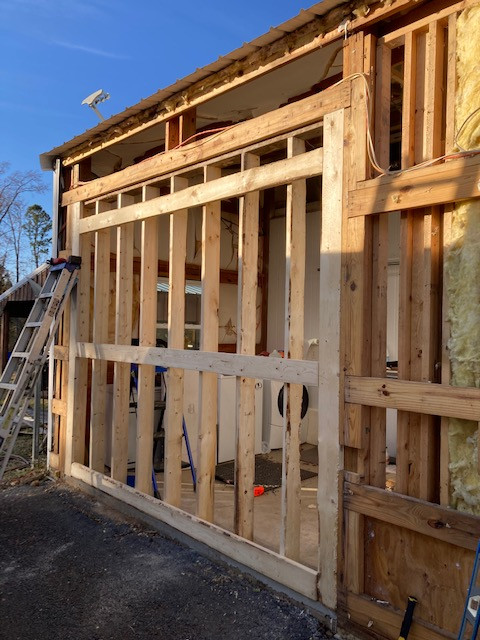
top-left (0, 482), bottom-right (332, 640)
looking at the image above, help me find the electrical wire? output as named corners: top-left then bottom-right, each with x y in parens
top-left (337, 72), bottom-right (480, 178)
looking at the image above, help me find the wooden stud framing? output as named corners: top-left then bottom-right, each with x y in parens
top-left (89, 200), bottom-right (112, 472)
top-left (164, 177), bottom-right (188, 507)
top-left (369, 38), bottom-right (390, 489)
top-left (317, 108), bottom-right (344, 610)
top-left (341, 36), bottom-right (373, 605)
top-left (396, 21), bottom-right (444, 502)
top-left (234, 152), bottom-right (260, 540)
top-left (110, 194), bottom-right (134, 482)
top-left (196, 165), bottom-right (221, 522)
top-left (135, 187), bottom-right (159, 495)
top-left (281, 137), bottom-right (306, 561)
top-left (64, 192), bottom-right (91, 471)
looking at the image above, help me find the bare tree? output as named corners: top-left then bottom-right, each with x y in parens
top-left (3, 207), bottom-right (25, 283)
top-left (0, 163), bottom-right (46, 226)
top-left (0, 163), bottom-right (47, 281)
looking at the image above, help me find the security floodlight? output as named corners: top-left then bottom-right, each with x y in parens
top-left (82, 89), bottom-right (110, 121)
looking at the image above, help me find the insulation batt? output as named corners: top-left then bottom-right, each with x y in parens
top-left (445, 5), bottom-right (480, 514)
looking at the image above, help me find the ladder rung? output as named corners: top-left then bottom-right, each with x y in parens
top-left (0, 383), bottom-right (16, 391)
top-left (38, 292), bottom-right (53, 299)
top-left (25, 322), bottom-right (42, 328)
top-left (11, 352), bottom-right (29, 359)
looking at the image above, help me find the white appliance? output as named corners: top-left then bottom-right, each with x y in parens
top-left (217, 375), bottom-right (263, 463)
top-left (262, 379), bottom-right (309, 452)
top-left (181, 371), bottom-right (264, 464)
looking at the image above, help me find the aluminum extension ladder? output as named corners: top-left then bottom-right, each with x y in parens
top-left (459, 540), bottom-right (480, 640)
top-left (0, 258), bottom-right (80, 481)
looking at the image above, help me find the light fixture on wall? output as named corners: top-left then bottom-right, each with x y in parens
top-left (81, 89), bottom-right (110, 121)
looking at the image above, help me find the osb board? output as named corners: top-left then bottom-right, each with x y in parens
top-left (364, 517), bottom-right (474, 634)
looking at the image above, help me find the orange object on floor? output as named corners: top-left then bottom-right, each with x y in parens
top-left (253, 486), bottom-right (264, 497)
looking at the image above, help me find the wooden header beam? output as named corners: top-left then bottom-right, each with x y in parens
top-left (78, 148), bottom-right (323, 234)
top-left (348, 152), bottom-right (480, 216)
top-left (63, 83), bottom-right (346, 207)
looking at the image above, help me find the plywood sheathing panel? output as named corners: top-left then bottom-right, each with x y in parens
top-left (445, 4), bottom-right (480, 514)
top-left (364, 518), bottom-right (473, 635)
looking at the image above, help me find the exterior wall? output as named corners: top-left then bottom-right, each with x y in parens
top-left (49, 1), bottom-right (480, 638)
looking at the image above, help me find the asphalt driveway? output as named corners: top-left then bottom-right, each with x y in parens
top-left (0, 481), bottom-right (331, 640)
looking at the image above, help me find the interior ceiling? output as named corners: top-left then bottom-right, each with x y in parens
top-left (91, 41), bottom-right (342, 179)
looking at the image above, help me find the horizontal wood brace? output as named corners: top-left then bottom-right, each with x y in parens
top-left (345, 376), bottom-right (480, 421)
top-left (53, 345), bottom-right (69, 361)
top-left (63, 83), bottom-right (347, 206)
top-left (70, 463), bottom-right (319, 601)
top-left (76, 343), bottom-right (319, 386)
top-left (345, 593), bottom-right (448, 640)
top-left (51, 398), bottom-right (67, 417)
top-left (78, 148), bottom-right (323, 234)
top-left (348, 153), bottom-right (480, 216)
top-left (83, 121), bottom-right (324, 207)
top-left (344, 482), bottom-right (480, 551)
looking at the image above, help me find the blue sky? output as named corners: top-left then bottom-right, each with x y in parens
top-left (0, 0), bottom-right (312, 221)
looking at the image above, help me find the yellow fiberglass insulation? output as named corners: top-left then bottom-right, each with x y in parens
top-left (445, 5), bottom-right (480, 514)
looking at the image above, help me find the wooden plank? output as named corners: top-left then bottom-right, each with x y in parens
top-left (445, 13), bottom-right (457, 157)
top-left (165, 178), bottom-right (188, 507)
top-left (135, 187), bottom-right (158, 495)
top-left (342, 74), bottom-right (372, 471)
top-left (76, 344), bottom-right (318, 385)
top-left (402, 31), bottom-right (417, 168)
top-left (364, 516), bottom-right (472, 635)
top-left (369, 38), bottom-right (390, 489)
top-left (346, 593), bottom-right (451, 640)
top-left (281, 137), bottom-right (306, 561)
top-left (317, 109), bottom-right (344, 610)
top-left (348, 153), bottom-right (480, 216)
top-left (78, 149), bottom-right (324, 234)
top-left (374, 41), bottom-right (391, 172)
top-left (89, 200), bottom-right (112, 472)
top-left (345, 376), bottom-right (480, 421)
top-left (196, 165), bottom-right (221, 523)
top-left (341, 39), bottom-right (371, 608)
top-left (344, 482), bottom-right (480, 551)
top-left (425, 21), bottom-right (445, 160)
top-left (64, 203), bottom-right (91, 471)
top-left (51, 398), bottom-right (67, 417)
top-left (419, 207), bottom-right (442, 502)
top-left (111, 194), bottom-right (134, 483)
top-left (70, 462), bottom-right (319, 601)
top-left (234, 152), bottom-right (260, 540)
top-left (53, 345), bottom-right (69, 361)
top-left (62, 82), bottom-right (348, 182)
top-left (81, 122), bottom-right (325, 209)
top-left (440, 15), bottom-right (457, 505)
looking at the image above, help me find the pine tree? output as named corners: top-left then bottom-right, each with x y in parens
top-left (22, 205), bottom-right (51, 268)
